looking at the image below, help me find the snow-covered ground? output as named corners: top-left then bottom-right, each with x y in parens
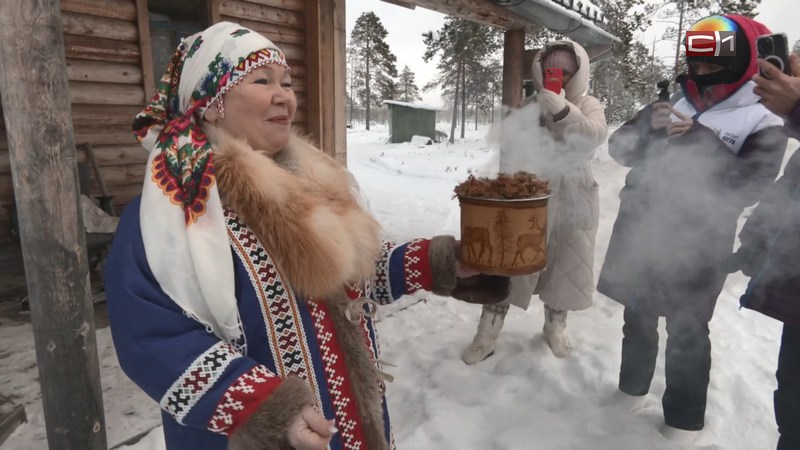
top-left (1, 121), bottom-right (794, 449)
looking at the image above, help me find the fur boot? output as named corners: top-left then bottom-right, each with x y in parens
top-left (543, 305), bottom-right (571, 358)
top-left (461, 303), bottom-right (509, 365)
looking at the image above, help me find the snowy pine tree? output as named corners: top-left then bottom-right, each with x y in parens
top-left (423, 18), bottom-right (500, 143)
top-left (713, 0), bottom-right (761, 17)
top-left (398, 66), bottom-right (421, 103)
top-left (348, 12), bottom-right (399, 130)
top-left (589, 0), bottom-right (668, 123)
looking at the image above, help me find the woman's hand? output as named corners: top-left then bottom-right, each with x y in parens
top-left (536, 89), bottom-right (567, 116)
top-left (753, 54), bottom-right (800, 116)
top-left (666, 107), bottom-right (693, 138)
top-left (650, 102), bottom-right (672, 130)
top-left (286, 406), bottom-right (337, 450)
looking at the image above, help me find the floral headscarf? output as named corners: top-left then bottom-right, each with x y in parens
top-left (132, 22), bottom-right (289, 347)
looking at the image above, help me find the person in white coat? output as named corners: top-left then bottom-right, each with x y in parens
top-left (462, 40), bottom-right (608, 363)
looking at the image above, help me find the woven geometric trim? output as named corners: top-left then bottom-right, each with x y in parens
top-left (208, 365), bottom-right (278, 435)
top-left (374, 241), bottom-right (400, 304)
top-left (160, 341), bottom-right (241, 424)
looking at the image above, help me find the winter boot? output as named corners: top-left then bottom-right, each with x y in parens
top-left (461, 303), bottom-right (509, 365)
top-left (604, 389), bottom-right (651, 414)
top-left (543, 305), bottom-right (572, 358)
top-left (659, 423), bottom-right (700, 444)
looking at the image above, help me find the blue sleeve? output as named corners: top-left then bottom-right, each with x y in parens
top-left (104, 197), bottom-right (282, 435)
top-left (370, 239), bottom-right (435, 304)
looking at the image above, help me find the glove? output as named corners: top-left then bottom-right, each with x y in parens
top-left (451, 274), bottom-right (511, 304)
top-left (536, 89), bottom-right (567, 116)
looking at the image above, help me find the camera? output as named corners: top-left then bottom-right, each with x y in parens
top-left (756, 33), bottom-right (790, 77)
top-left (757, 36), bottom-right (774, 56)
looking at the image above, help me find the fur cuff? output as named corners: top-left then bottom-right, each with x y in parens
top-left (428, 235), bottom-right (458, 296)
top-left (228, 376), bottom-right (315, 450)
top-left (451, 274), bottom-right (511, 304)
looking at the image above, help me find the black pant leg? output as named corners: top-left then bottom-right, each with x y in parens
top-left (662, 312), bottom-right (711, 431)
top-left (619, 306), bottom-right (660, 396)
top-left (776, 324), bottom-right (800, 450)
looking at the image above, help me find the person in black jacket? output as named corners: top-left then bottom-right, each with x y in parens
top-left (728, 53), bottom-right (800, 450)
top-left (597, 15), bottom-right (788, 442)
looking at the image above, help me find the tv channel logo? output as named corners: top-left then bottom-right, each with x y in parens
top-left (685, 31), bottom-right (736, 57)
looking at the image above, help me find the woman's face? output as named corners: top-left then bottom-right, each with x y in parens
top-left (688, 61), bottom-right (725, 75)
top-left (207, 64), bottom-right (297, 155)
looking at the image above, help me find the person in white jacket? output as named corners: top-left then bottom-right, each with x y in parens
top-left (462, 39), bottom-right (608, 363)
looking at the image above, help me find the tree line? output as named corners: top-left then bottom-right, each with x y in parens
top-left (347, 0), bottom-right (766, 135)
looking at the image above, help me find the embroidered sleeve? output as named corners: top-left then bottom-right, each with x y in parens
top-left (104, 202), bottom-right (285, 436)
top-left (370, 236), bottom-right (456, 303)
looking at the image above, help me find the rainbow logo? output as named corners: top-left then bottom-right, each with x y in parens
top-left (687, 15), bottom-right (738, 33)
top-left (685, 16), bottom-right (738, 57)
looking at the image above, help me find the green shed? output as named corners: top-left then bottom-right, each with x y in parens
top-left (383, 100), bottom-right (438, 144)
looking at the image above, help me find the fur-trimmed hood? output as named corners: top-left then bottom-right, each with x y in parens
top-left (532, 40), bottom-right (591, 103)
top-left (205, 126), bottom-right (383, 300)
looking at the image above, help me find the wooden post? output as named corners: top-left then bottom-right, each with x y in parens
top-left (499, 28), bottom-right (525, 175)
top-left (207, 0), bottom-right (221, 24)
top-left (0, 1), bottom-right (107, 449)
top-left (502, 29), bottom-right (525, 109)
top-left (307, 0), bottom-right (348, 165)
top-left (135, 0), bottom-right (155, 98)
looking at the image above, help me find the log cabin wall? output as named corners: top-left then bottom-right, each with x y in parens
top-left (215, 0), bottom-right (310, 137)
top-left (0, 0), bottom-right (150, 241)
top-left (0, 0), bottom-right (343, 241)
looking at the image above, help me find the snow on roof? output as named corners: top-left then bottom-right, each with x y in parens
top-left (511, 0), bottom-right (619, 46)
top-left (382, 100), bottom-right (440, 111)
top-left (550, 0), bottom-right (607, 25)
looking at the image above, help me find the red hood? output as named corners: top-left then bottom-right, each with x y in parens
top-left (681, 15), bottom-right (772, 112)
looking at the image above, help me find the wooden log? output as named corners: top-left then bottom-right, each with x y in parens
top-left (305, 0), bottom-right (321, 150)
top-left (208, 0), bottom-right (222, 24)
top-left (69, 81), bottom-right (146, 105)
top-left (66, 59), bottom-right (143, 84)
top-left (289, 64), bottom-right (306, 77)
top-left (0, 150), bottom-right (8, 174)
top-left (220, 0), bottom-right (304, 28)
top-left (81, 144), bottom-right (109, 196)
top-left (60, 0), bottom-right (137, 22)
top-left (0, 1), bottom-right (107, 448)
top-left (275, 42), bottom-right (304, 61)
top-left (103, 183), bottom-right (143, 207)
top-left (331, 0), bottom-right (347, 164)
top-left (223, 17), bottom-right (306, 45)
top-left (78, 145), bottom-right (147, 168)
top-left (74, 130), bottom-right (139, 146)
top-left (86, 164), bottom-right (146, 187)
top-left (135, 0), bottom-right (155, 99)
top-left (306, 0), bottom-right (346, 162)
top-left (64, 34), bottom-right (140, 64)
top-left (70, 104), bottom-right (142, 129)
top-left (502, 29), bottom-right (525, 108)
top-left (243, 0), bottom-right (306, 12)
top-left (1, 127), bottom-right (139, 149)
top-left (382, 0), bottom-right (527, 30)
top-left (0, 175), bottom-right (12, 197)
top-left (61, 11), bottom-right (138, 42)
top-left (293, 107), bottom-right (306, 123)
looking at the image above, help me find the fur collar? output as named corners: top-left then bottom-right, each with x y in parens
top-left (206, 126), bottom-right (382, 300)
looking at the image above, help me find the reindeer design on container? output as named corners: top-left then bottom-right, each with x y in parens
top-left (462, 226), bottom-right (493, 265)
top-left (512, 213), bottom-right (546, 266)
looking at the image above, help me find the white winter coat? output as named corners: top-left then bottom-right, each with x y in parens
top-left (508, 40), bottom-right (608, 311)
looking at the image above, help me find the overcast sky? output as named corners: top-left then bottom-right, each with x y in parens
top-left (346, 0), bottom-right (800, 107)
